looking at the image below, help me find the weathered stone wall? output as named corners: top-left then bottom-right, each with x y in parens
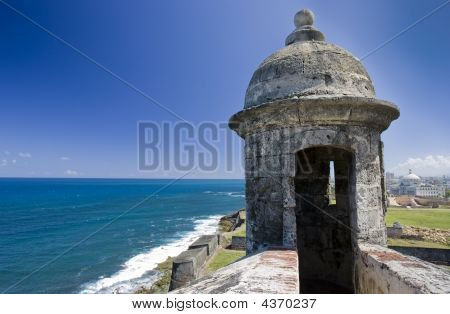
top-left (188, 235), bottom-right (218, 256)
top-left (244, 123), bottom-right (387, 254)
top-left (171, 249), bottom-right (299, 294)
top-left (355, 244), bottom-right (450, 294)
top-left (172, 244), bottom-right (450, 294)
top-left (169, 247), bottom-right (208, 291)
top-left (231, 236), bottom-right (246, 250)
top-left (244, 42), bottom-right (375, 109)
top-left (169, 234), bottom-right (219, 291)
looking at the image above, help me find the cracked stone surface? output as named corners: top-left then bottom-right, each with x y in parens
top-left (171, 249), bottom-right (299, 294)
top-left (356, 244), bottom-right (450, 293)
top-left (245, 42), bottom-right (375, 109)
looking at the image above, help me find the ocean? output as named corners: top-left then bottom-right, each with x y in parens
top-left (0, 178), bottom-right (245, 294)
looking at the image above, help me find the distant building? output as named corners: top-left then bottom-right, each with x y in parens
top-left (391, 169), bottom-right (421, 196)
top-left (396, 183), bottom-right (416, 196)
top-left (402, 169), bottom-right (421, 185)
top-left (415, 184), bottom-right (446, 198)
top-left (388, 169), bottom-right (446, 198)
top-left (443, 176), bottom-right (450, 190)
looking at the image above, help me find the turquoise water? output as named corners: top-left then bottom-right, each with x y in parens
top-left (0, 178), bottom-right (245, 294)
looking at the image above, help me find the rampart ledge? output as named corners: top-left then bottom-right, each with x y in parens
top-left (171, 244), bottom-right (450, 294)
top-left (171, 248), bottom-right (299, 294)
top-left (356, 243), bottom-right (450, 294)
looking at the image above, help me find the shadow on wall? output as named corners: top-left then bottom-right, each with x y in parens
top-left (295, 146), bottom-right (355, 293)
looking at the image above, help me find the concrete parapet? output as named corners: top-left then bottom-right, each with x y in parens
top-left (231, 236), bottom-right (246, 250)
top-left (169, 247), bottom-right (208, 291)
top-left (171, 249), bottom-right (299, 294)
top-left (355, 243), bottom-right (450, 294)
top-left (188, 235), bottom-right (218, 256)
top-left (169, 234), bottom-right (219, 291)
top-left (217, 233), bottom-right (226, 246)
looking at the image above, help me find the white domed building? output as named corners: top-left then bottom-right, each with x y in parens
top-left (398, 169), bottom-right (421, 196)
top-left (403, 170), bottom-right (421, 184)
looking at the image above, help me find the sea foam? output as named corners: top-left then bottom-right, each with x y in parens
top-left (79, 215), bottom-right (221, 294)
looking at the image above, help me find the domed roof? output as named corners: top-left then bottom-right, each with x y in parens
top-left (244, 9), bottom-right (375, 109)
top-left (404, 170), bottom-right (420, 181)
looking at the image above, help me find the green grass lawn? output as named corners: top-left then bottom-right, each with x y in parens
top-left (387, 238), bottom-right (449, 249)
top-left (386, 208), bottom-right (450, 229)
top-left (205, 248), bottom-right (245, 274)
top-left (386, 207), bottom-right (450, 249)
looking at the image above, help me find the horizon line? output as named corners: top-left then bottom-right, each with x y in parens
top-left (0, 176), bottom-right (245, 180)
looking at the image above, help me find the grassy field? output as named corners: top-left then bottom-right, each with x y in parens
top-left (386, 208), bottom-right (450, 229)
top-left (387, 238), bottom-right (449, 249)
top-left (205, 248), bottom-right (245, 274)
top-left (386, 207), bottom-right (450, 249)
top-left (205, 213), bottom-right (247, 275)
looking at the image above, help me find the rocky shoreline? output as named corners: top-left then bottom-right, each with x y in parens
top-left (135, 209), bottom-right (245, 294)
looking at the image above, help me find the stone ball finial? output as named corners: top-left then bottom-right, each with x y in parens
top-left (294, 9), bottom-right (315, 28)
top-left (286, 9), bottom-right (324, 45)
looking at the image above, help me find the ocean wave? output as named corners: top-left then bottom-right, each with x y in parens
top-left (78, 215), bottom-right (221, 294)
top-left (203, 191), bottom-right (245, 198)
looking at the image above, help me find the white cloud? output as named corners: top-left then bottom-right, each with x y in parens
top-left (4, 151), bottom-right (10, 155)
top-left (390, 155), bottom-right (450, 176)
top-left (12, 159), bottom-right (17, 164)
top-left (65, 169), bottom-right (78, 176)
top-left (1, 159), bottom-right (6, 166)
top-left (18, 152), bottom-right (32, 158)
top-left (60, 156), bottom-right (70, 161)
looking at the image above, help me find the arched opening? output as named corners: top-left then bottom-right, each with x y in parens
top-left (295, 146), bottom-right (355, 293)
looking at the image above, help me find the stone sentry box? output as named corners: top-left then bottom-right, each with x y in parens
top-left (229, 9), bottom-right (399, 293)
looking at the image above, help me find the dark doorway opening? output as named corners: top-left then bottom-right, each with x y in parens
top-left (295, 146), bottom-right (355, 293)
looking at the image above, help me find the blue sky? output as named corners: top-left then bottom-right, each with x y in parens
top-left (0, 0), bottom-right (449, 178)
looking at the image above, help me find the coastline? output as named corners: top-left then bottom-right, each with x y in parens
top-left (0, 178), bottom-right (245, 293)
top-left (79, 215), bottom-right (223, 294)
top-left (134, 209), bottom-right (245, 294)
